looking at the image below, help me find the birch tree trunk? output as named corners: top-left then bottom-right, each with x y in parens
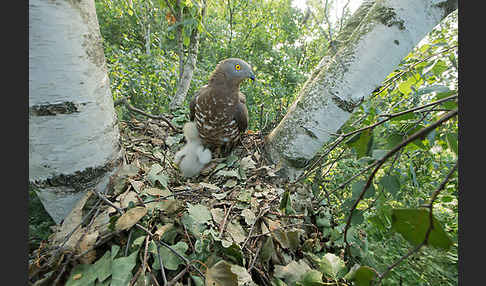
top-left (29, 0), bottom-right (122, 224)
top-left (169, 1), bottom-right (207, 111)
top-left (265, 0), bottom-right (457, 181)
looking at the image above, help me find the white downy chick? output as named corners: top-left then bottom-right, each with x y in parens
top-left (174, 122), bottom-right (212, 177)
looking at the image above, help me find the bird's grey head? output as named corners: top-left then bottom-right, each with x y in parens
top-left (217, 58), bottom-right (256, 84)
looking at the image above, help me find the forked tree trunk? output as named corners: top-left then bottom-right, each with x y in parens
top-left (265, 0), bottom-right (457, 180)
top-left (29, 0), bottom-right (122, 224)
top-left (169, 1), bottom-right (207, 111)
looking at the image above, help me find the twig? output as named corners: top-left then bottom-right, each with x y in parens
top-left (156, 244), bottom-right (168, 285)
top-left (167, 265), bottom-right (189, 286)
top-left (343, 109), bottom-right (458, 256)
top-left (134, 224), bottom-right (206, 279)
top-left (242, 207), bottom-right (270, 250)
top-left (114, 96), bottom-right (178, 132)
top-left (219, 201), bottom-right (236, 237)
top-left (250, 223), bottom-right (319, 238)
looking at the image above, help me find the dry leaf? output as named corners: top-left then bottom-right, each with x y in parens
top-left (115, 207), bottom-right (147, 231)
top-left (129, 179), bottom-right (144, 193)
top-left (77, 230), bottom-right (99, 264)
top-left (120, 191), bottom-right (139, 208)
top-left (51, 192), bottom-right (92, 250)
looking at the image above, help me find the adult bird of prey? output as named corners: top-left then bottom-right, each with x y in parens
top-left (175, 58), bottom-right (255, 177)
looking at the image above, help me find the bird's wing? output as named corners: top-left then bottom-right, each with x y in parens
top-left (189, 85), bottom-right (208, 121)
top-left (235, 92), bottom-right (249, 132)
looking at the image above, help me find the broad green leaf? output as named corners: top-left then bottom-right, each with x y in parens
top-left (346, 129), bottom-right (373, 158)
top-left (153, 241), bottom-right (188, 270)
top-left (352, 181), bottom-right (375, 200)
top-left (351, 210), bottom-right (364, 226)
top-left (391, 208), bottom-right (452, 250)
top-left (398, 74), bottom-right (421, 95)
top-left (431, 59), bottom-right (448, 76)
top-left (353, 266), bottom-right (377, 286)
top-left (296, 269), bottom-right (323, 286)
top-left (221, 241), bottom-right (245, 266)
top-left (260, 236), bottom-right (275, 264)
top-left (279, 190), bottom-right (295, 214)
top-left (344, 263), bottom-right (361, 280)
top-left (446, 133), bottom-right (458, 155)
top-left (274, 260), bottom-right (312, 286)
top-left (65, 264), bottom-right (97, 286)
top-left (93, 250), bottom-right (112, 282)
top-left (379, 175), bottom-right (400, 196)
top-left (147, 164), bottom-right (168, 188)
top-left (111, 250), bottom-right (139, 286)
top-left (386, 134), bottom-right (404, 149)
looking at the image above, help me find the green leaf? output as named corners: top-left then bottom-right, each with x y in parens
top-left (352, 181), bottom-right (375, 200)
top-left (279, 190), bottom-right (295, 214)
top-left (93, 250), bottom-right (112, 282)
top-left (111, 250), bottom-right (139, 286)
top-left (147, 164), bottom-right (168, 188)
top-left (65, 264), bottom-right (97, 286)
top-left (221, 241), bottom-right (245, 266)
top-left (346, 129), bottom-right (373, 158)
top-left (260, 236), bottom-right (275, 264)
top-left (153, 241), bottom-right (188, 270)
top-left (386, 134), bottom-right (404, 149)
top-left (379, 175), bottom-right (400, 196)
top-left (351, 210), bottom-right (364, 226)
top-left (353, 266), bottom-right (377, 286)
top-left (446, 133), bottom-right (458, 155)
top-left (390, 112), bottom-right (416, 122)
top-left (391, 208), bottom-right (452, 250)
top-left (274, 260), bottom-right (312, 286)
top-left (181, 203), bottom-right (212, 238)
top-left (409, 164), bottom-right (418, 187)
top-left (398, 74), bottom-right (421, 95)
top-left (431, 59), bottom-right (448, 76)
top-left (296, 269), bottom-right (323, 286)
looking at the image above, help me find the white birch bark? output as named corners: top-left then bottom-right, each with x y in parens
top-left (265, 0), bottom-right (457, 180)
top-left (169, 1), bottom-right (207, 110)
top-left (29, 0), bottom-right (122, 223)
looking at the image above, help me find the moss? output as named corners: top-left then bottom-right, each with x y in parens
top-left (30, 101), bottom-right (83, 116)
top-left (31, 157), bottom-right (122, 192)
top-left (375, 6), bottom-right (405, 30)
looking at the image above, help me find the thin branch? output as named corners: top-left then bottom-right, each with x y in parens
top-left (114, 96), bottom-right (178, 132)
top-left (156, 244), bottom-right (168, 285)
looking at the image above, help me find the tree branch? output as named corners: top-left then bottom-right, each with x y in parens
top-left (114, 96), bottom-right (179, 132)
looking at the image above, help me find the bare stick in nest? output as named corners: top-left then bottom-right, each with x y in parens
top-left (114, 96), bottom-right (179, 132)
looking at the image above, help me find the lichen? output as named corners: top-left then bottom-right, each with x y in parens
top-left (375, 6), bottom-right (405, 30)
top-left (31, 157), bottom-right (122, 192)
top-left (30, 101), bottom-right (84, 116)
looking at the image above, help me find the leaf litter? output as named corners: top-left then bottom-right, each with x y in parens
top-left (28, 117), bottom-right (351, 286)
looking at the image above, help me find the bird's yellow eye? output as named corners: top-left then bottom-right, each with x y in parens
top-left (235, 64), bottom-right (241, 71)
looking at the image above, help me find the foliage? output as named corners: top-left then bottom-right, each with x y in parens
top-left (29, 186), bottom-right (55, 252)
